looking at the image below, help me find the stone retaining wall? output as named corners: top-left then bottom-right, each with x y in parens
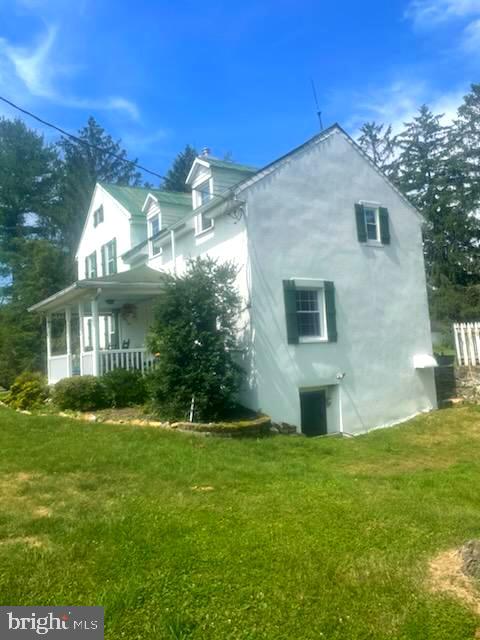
top-left (455, 367), bottom-right (480, 403)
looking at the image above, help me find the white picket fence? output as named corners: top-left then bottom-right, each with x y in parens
top-left (453, 322), bottom-right (480, 366)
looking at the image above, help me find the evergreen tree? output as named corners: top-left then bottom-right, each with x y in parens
top-left (161, 144), bottom-right (198, 192)
top-left (147, 257), bottom-right (243, 421)
top-left (57, 117), bottom-right (142, 253)
top-left (0, 118), bottom-right (60, 285)
top-left (357, 121), bottom-right (395, 173)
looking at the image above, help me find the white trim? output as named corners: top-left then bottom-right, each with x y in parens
top-left (185, 157), bottom-right (210, 185)
top-left (148, 213), bottom-right (162, 257)
top-left (295, 286), bottom-right (327, 342)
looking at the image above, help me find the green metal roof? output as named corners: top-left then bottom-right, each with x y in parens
top-left (202, 156), bottom-right (258, 174)
top-left (100, 183), bottom-right (191, 217)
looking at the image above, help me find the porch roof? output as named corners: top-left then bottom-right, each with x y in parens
top-left (28, 266), bottom-right (167, 313)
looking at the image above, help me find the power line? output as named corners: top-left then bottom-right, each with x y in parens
top-left (0, 94), bottom-right (241, 209)
top-left (0, 94), bottom-right (167, 181)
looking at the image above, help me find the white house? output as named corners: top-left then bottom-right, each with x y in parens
top-left (29, 124), bottom-right (437, 435)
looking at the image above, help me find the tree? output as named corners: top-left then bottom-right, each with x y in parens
top-left (57, 117), bottom-right (142, 253)
top-left (161, 144), bottom-right (198, 192)
top-left (391, 105), bottom-right (480, 286)
top-left (0, 240), bottom-right (70, 387)
top-left (147, 257), bottom-right (243, 421)
top-left (0, 118), bottom-right (60, 285)
top-left (357, 121), bottom-right (395, 174)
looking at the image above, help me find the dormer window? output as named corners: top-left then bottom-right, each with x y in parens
top-left (196, 181), bottom-right (212, 207)
top-left (149, 214), bottom-right (162, 257)
top-left (93, 205), bottom-right (104, 227)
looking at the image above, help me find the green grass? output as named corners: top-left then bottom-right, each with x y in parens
top-left (1, 405), bottom-right (480, 639)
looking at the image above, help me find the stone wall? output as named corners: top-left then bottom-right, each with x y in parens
top-left (455, 367), bottom-right (480, 403)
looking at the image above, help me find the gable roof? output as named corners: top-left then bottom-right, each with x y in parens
top-left (202, 156), bottom-right (258, 173)
top-left (100, 184), bottom-right (190, 219)
top-left (185, 155), bottom-right (257, 185)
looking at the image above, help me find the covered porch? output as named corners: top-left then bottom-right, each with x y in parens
top-left (29, 266), bottom-right (166, 384)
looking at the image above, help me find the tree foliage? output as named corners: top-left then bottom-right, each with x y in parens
top-left (358, 122), bottom-right (395, 174)
top-left (161, 144), bottom-right (198, 192)
top-left (57, 117), bottom-right (142, 253)
top-left (147, 258), bottom-right (244, 421)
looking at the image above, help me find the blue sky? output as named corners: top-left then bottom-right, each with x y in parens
top-left (0, 0), bottom-right (479, 183)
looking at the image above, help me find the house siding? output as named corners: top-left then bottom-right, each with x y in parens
top-left (77, 186), bottom-right (141, 279)
top-left (243, 130), bottom-right (436, 434)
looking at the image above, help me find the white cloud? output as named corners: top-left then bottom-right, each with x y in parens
top-left (406, 0), bottom-right (480, 26)
top-left (0, 25), bottom-right (139, 120)
top-left (348, 80), bottom-right (465, 135)
top-left (121, 128), bottom-right (170, 152)
top-left (462, 16), bottom-right (480, 49)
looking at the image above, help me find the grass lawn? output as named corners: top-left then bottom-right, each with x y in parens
top-left (1, 406), bottom-right (480, 639)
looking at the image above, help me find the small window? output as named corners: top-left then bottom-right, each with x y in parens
top-left (197, 181), bottom-right (212, 207)
top-left (93, 205), bottom-right (104, 227)
top-left (101, 239), bottom-right (117, 276)
top-left (363, 206), bottom-right (380, 242)
top-left (149, 215), bottom-right (162, 256)
top-left (295, 288), bottom-right (326, 340)
top-left (85, 251), bottom-right (97, 279)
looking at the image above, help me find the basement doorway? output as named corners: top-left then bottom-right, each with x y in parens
top-left (299, 389), bottom-right (328, 437)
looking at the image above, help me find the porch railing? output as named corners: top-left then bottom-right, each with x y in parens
top-left (99, 348), bottom-right (156, 375)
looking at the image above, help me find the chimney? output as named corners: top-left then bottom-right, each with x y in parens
top-left (201, 146), bottom-right (211, 157)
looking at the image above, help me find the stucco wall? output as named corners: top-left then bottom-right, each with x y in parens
top-left (243, 130), bottom-right (437, 434)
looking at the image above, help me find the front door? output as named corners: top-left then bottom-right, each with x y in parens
top-left (300, 390), bottom-right (327, 437)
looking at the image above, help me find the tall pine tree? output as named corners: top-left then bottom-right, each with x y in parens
top-left (161, 144), bottom-right (198, 192)
top-left (357, 121), bottom-right (395, 174)
top-left (57, 117), bottom-right (142, 254)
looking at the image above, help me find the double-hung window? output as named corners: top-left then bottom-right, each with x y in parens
top-left (101, 239), bottom-right (117, 276)
top-left (85, 251), bottom-right (97, 279)
top-left (355, 202), bottom-right (390, 245)
top-left (295, 289), bottom-right (326, 340)
top-left (283, 280), bottom-right (337, 345)
top-left (195, 180), bottom-right (213, 235)
top-left (149, 215), bottom-right (162, 256)
top-left (93, 205), bottom-right (104, 227)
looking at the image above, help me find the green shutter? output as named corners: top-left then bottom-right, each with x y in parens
top-left (111, 239), bottom-right (117, 274)
top-left (379, 207), bottom-right (390, 244)
top-left (324, 281), bottom-right (337, 342)
top-left (92, 252), bottom-right (97, 278)
top-left (84, 257), bottom-right (89, 279)
top-left (101, 245), bottom-right (106, 276)
top-left (283, 280), bottom-right (298, 345)
top-left (355, 203), bottom-right (367, 242)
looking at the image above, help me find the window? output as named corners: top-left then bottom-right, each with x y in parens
top-left (93, 205), bottom-right (104, 227)
top-left (197, 181), bottom-right (212, 207)
top-left (101, 239), bottom-right (117, 275)
top-left (85, 251), bottom-right (97, 279)
top-left (149, 215), bottom-right (162, 256)
top-left (364, 206), bottom-right (379, 241)
top-left (355, 203), bottom-right (390, 245)
top-left (283, 280), bottom-right (337, 345)
top-left (295, 289), bottom-right (326, 340)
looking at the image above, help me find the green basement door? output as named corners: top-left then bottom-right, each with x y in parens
top-left (300, 389), bottom-right (327, 437)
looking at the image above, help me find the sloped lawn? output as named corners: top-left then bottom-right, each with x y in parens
top-left (1, 405), bottom-right (480, 639)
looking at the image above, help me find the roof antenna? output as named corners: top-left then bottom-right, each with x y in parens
top-left (310, 77), bottom-right (324, 131)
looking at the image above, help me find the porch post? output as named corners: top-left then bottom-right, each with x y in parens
top-left (91, 297), bottom-right (100, 376)
top-left (78, 303), bottom-right (84, 375)
top-left (65, 307), bottom-right (72, 377)
top-left (45, 313), bottom-right (52, 384)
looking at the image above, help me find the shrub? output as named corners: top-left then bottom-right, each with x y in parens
top-left (52, 376), bottom-right (108, 411)
top-left (102, 369), bottom-right (147, 408)
top-left (3, 371), bottom-right (49, 410)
